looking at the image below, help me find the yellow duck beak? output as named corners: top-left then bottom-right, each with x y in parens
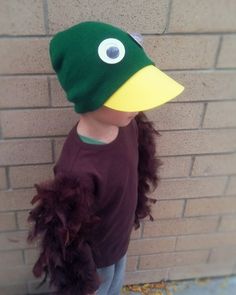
top-left (103, 65), bottom-right (184, 112)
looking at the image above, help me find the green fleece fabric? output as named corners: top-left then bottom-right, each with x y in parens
top-left (49, 21), bottom-right (154, 113)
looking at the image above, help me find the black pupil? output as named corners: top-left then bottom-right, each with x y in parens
top-left (106, 46), bottom-right (120, 59)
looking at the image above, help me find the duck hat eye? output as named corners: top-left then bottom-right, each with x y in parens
top-left (98, 38), bottom-right (125, 64)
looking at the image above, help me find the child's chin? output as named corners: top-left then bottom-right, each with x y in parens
top-left (120, 118), bottom-right (133, 126)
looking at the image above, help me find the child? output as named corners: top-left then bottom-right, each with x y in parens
top-left (27, 21), bottom-right (184, 295)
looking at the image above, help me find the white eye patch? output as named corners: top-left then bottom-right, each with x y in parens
top-left (98, 38), bottom-right (125, 64)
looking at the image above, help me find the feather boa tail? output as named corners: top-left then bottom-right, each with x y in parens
top-left (134, 112), bottom-right (163, 230)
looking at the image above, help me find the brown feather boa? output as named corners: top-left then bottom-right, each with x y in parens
top-left (27, 171), bottom-right (102, 294)
top-left (134, 112), bottom-right (163, 230)
top-left (27, 112), bottom-right (163, 294)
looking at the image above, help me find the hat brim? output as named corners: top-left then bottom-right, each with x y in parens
top-left (103, 65), bottom-right (184, 112)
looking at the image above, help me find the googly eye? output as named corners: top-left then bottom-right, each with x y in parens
top-left (127, 32), bottom-right (144, 48)
top-left (98, 38), bottom-right (125, 64)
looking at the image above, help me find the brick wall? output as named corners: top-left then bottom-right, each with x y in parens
top-left (0, 0), bottom-right (236, 294)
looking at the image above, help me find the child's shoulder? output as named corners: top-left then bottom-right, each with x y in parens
top-left (53, 122), bottom-right (79, 172)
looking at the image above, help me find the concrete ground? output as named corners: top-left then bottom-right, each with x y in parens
top-left (121, 275), bottom-right (236, 295)
top-left (24, 275), bottom-right (236, 294)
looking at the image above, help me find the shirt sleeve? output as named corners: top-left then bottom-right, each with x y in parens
top-left (134, 112), bottom-right (164, 230)
top-left (27, 170), bottom-right (102, 295)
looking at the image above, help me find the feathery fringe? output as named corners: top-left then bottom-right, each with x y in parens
top-left (27, 172), bottom-right (102, 295)
top-left (134, 112), bottom-right (163, 230)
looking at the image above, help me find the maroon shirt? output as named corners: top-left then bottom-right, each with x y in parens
top-left (53, 118), bottom-right (139, 267)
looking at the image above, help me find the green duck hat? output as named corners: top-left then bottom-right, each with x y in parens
top-left (49, 21), bottom-right (184, 113)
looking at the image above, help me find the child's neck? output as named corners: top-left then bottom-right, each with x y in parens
top-left (76, 117), bottom-right (119, 144)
